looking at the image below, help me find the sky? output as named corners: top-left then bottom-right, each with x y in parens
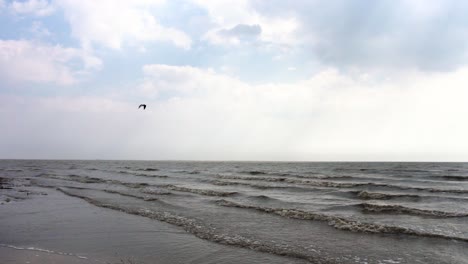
top-left (1, 0), bottom-right (468, 161)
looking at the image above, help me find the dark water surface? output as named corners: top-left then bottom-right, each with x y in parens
top-left (1, 160), bottom-right (468, 263)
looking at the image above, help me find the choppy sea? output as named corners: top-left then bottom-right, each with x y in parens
top-left (1, 160), bottom-right (468, 263)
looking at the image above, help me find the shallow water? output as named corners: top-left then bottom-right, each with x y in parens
top-left (1, 160), bottom-right (468, 263)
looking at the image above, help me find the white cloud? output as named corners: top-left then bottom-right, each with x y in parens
top-left (3, 64), bottom-right (468, 160)
top-left (0, 40), bottom-right (101, 85)
top-left (141, 64), bottom-right (245, 98)
top-left (128, 64), bottom-right (468, 160)
top-left (56, 0), bottom-right (192, 50)
top-left (0, 95), bottom-right (140, 159)
top-left (193, 0), bottom-right (298, 47)
top-left (9, 0), bottom-right (55, 16)
top-left (250, 0), bottom-right (468, 71)
top-left (30, 21), bottom-right (52, 38)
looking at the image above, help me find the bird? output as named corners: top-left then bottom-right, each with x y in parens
top-left (138, 104), bottom-right (146, 110)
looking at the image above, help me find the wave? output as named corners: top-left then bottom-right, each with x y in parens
top-left (173, 170), bottom-right (201, 175)
top-left (0, 244), bottom-right (88, 260)
top-left (334, 168), bottom-right (430, 174)
top-left (162, 185), bottom-right (238, 197)
top-left (141, 187), bottom-right (172, 195)
top-left (217, 175), bottom-right (288, 182)
top-left (251, 195), bottom-right (274, 200)
top-left (0, 176), bottom-right (12, 189)
top-left (356, 191), bottom-right (421, 201)
top-left (239, 171), bottom-right (340, 180)
top-left (121, 182), bottom-right (151, 188)
top-left (215, 175), bottom-right (468, 194)
top-left (207, 179), bottom-right (310, 191)
top-left (17, 189), bottom-right (48, 196)
top-left (5, 169), bottom-right (23, 172)
top-left (103, 189), bottom-right (159, 201)
top-left (117, 170), bottom-right (167, 178)
top-left (215, 175), bottom-right (380, 188)
top-left (132, 173), bottom-right (169, 178)
top-left (138, 168), bottom-right (159, 172)
top-left (215, 200), bottom-right (468, 243)
top-left (245, 194), bottom-right (281, 203)
top-left (358, 203), bottom-right (468, 217)
top-left (37, 174), bottom-right (236, 198)
top-left (38, 173), bottom-right (146, 187)
top-left (431, 176), bottom-right (468, 181)
top-left (355, 191), bottom-right (468, 203)
top-left (55, 188), bottom-right (329, 263)
top-left (39, 174), bottom-right (108, 184)
top-left (390, 169), bottom-right (428, 173)
top-left (242, 170), bottom-right (270, 175)
top-left (117, 170), bottom-right (134, 174)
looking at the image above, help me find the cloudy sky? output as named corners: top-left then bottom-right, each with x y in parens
top-left (1, 0), bottom-right (468, 161)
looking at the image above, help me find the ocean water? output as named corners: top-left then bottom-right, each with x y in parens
top-left (1, 160), bottom-right (468, 263)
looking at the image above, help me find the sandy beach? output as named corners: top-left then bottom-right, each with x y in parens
top-left (0, 168), bottom-right (300, 264)
top-left (0, 246), bottom-right (90, 264)
top-left (2, 160), bottom-right (468, 263)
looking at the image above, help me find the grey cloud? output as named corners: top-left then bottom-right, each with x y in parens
top-left (219, 24), bottom-right (262, 40)
top-left (251, 0), bottom-right (468, 71)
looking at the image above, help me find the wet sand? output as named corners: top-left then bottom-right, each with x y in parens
top-left (0, 184), bottom-right (302, 264)
top-left (2, 160), bottom-right (468, 263)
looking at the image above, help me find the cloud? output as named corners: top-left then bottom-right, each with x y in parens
top-left (3, 64), bottom-right (468, 160)
top-left (3, 1), bottom-right (468, 161)
top-left (0, 40), bottom-right (101, 85)
top-left (0, 95), bottom-right (140, 159)
top-left (56, 0), bottom-right (192, 50)
top-left (207, 23), bottom-right (262, 45)
top-left (120, 64), bottom-right (468, 160)
top-left (9, 0), bottom-right (55, 16)
top-left (141, 64), bottom-right (245, 98)
top-left (194, 0), bottom-right (298, 47)
top-left (29, 21), bottom-right (52, 38)
top-left (250, 0), bottom-right (468, 71)
top-left (218, 24), bottom-right (261, 42)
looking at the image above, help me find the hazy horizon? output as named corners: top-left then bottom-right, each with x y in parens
top-left (2, 0), bottom-right (468, 161)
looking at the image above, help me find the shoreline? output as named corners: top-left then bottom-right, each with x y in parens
top-left (0, 182), bottom-right (303, 264)
top-left (0, 246), bottom-right (92, 264)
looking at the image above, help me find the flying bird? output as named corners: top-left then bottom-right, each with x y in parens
top-left (138, 104), bottom-right (146, 110)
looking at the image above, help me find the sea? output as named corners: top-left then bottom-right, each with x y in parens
top-left (1, 160), bottom-right (468, 264)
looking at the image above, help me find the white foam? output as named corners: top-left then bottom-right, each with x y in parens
top-left (0, 243), bottom-right (88, 259)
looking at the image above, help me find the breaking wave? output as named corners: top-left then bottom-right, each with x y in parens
top-left (37, 174), bottom-right (236, 197)
top-left (356, 191), bottom-right (421, 201)
top-left (431, 176), bottom-right (468, 181)
top-left (214, 175), bottom-right (468, 194)
top-left (357, 203), bottom-right (468, 217)
top-left (162, 185), bottom-right (238, 197)
top-left (138, 168), bottom-right (159, 172)
top-left (55, 188), bottom-right (330, 263)
top-left (104, 189), bottom-right (159, 201)
top-left (215, 200), bottom-right (468, 242)
top-left (355, 191), bottom-right (468, 203)
top-left (207, 179), bottom-right (313, 192)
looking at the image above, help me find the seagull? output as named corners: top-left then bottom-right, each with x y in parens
top-left (138, 104), bottom-right (146, 110)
